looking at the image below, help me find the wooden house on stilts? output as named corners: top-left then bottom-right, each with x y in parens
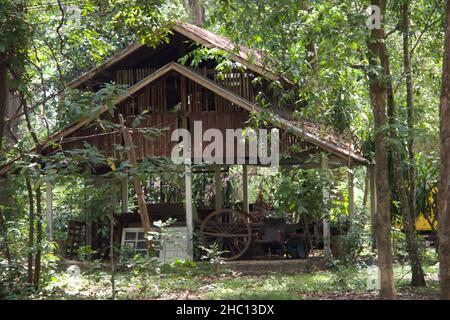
top-left (0, 22), bottom-right (372, 262)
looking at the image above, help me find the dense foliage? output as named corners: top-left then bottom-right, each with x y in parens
top-left (0, 0), bottom-right (448, 299)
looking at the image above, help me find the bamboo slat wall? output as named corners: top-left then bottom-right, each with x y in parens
top-left (120, 77), bottom-right (167, 114)
top-left (115, 67), bottom-right (158, 86)
top-left (61, 112), bottom-right (122, 159)
top-left (115, 67), bottom-right (256, 102)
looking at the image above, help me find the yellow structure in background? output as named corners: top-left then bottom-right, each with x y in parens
top-left (395, 187), bottom-right (437, 232)
top-left (395, 214), bottom-right (436, 232)
top-left (416, 215), bottom-right (437, 231)
top-left (416, 186), bottom-right (437, 232)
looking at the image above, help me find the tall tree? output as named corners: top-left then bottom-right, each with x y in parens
top-left (367, 0), bottom-right (396, 299)
top-left (397, 0), bottom-right (427, 287)
top-left (0, 58), bottom-right (7, 152)
top-left (387, 82), bottom-right (426, 287)
top-left (0, 1), bottom-right (28, 153)
top-left (438, 0), bottom-right (450, 301)
top-left (25, 177), bottom-right (34, 285)
top-left (187, 0), bottom-right (205, 26)
top-left (402, 0), bottom-right (417, 221)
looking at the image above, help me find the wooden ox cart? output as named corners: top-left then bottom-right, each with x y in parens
top-left (199, 208), bottom-right (312, 261)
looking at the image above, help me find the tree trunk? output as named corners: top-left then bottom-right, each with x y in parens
top-left (403, 0), bottom-right (418, 235)
top-left (119, 114), bottom-right (153, 253)
top-left (187, 0), bottom-right (205, 26)
top-left (25, 178), bottom-right (35, 285)
top-left (385, 47), bottom-right (426, 287)
top-left (367, 0), bottom-right (396, 300)
top-left (0, 57), bottom-right (8, 152)
top-left (391, 140), bottom-right (426, 286)
top-left (0, 209), bottom-right (11, 265)
top-left (438, 0), bottom-right (450, 301)
top-left (33, 184), bottom-right (43, 290)
top-left (362, 169), bottom-right (370, 211)
top-left (0, 177), bottom-right (11, 265)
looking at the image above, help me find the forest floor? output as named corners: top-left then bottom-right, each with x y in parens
top-left (29, 258), bottom-right (440, 300)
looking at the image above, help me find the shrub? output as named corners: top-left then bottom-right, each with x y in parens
top-left (339, 224), bottom-right (366, 264)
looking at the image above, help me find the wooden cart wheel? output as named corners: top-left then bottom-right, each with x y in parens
top-left (200, 209), bottom-right (252, 261)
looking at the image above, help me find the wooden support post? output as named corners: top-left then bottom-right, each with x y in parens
top-left (321, 156), bottom-right (331, 257)
top-left (122, 177), bottom-right (129, 213)
top-left (86, 214), bottom-right (92, 247)
top-left (45, 181), bottom-right (53, 241)
top-left (119, 114), bottom-right (153, 253)
top-left (369, 164), bottom-right (377, 249)
top-left (348, 168), bottom-right (355, 221)
top-left (110, 180), bottom-right (117, 300)
top-left (180, 74), bottom-right (193, 258)
top-left (181, 75), bottom-right (188, 129)
top-left (185, 164), bottom-right (194, 259)
top-left (243, 164), bottom-right (249, 213)
top-left (85, 179), bottom-right (92, 248)
top-left (86, 178), bottom-right (101, 248)
top-left (214, 167), bottom-right (222, 210)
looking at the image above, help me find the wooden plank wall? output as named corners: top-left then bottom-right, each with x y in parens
top-left (115, 67), bottom-right (256, 102)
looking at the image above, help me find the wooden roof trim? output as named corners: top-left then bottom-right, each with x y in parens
top-left (68, 42), bottom-right (143, 89)
top-left (171, 24), bottom-right (292, 85)
top-left (46, 64), bottom-right (176, 142)
top-left (68, 22), bottom-right (293, 90)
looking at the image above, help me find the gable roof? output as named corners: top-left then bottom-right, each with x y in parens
top-left (0, 62), bottom-right (368, 175)
top-left (68, 22), bottom-right (292, 89)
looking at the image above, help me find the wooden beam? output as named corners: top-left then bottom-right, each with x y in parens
top-left (321, 156), bottom-right (331, 257)
top-left (122, 177), bottom-right (129, 213)
top-left (45, 181), bottom-right (53, 241)
top-left (85, 179), bottom-right (93, 248)
top-left (180, 74), bottom-right (194, 258)
top-left (185, 164), bottom-right (194, 259)
top-left (243, 164), bottom-right (249, 213)
top-left (119, 114), bottom-right (153, 253)
top-left (348, 169), bottom-right (355, 221)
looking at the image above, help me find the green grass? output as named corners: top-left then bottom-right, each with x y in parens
top-left (31, 259), bottom-right (439, 300)
top-left (205, 273), bottom-right (337, 300)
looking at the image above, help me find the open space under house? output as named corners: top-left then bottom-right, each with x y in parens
top-left (0, 22), bottom-right (372, 265)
